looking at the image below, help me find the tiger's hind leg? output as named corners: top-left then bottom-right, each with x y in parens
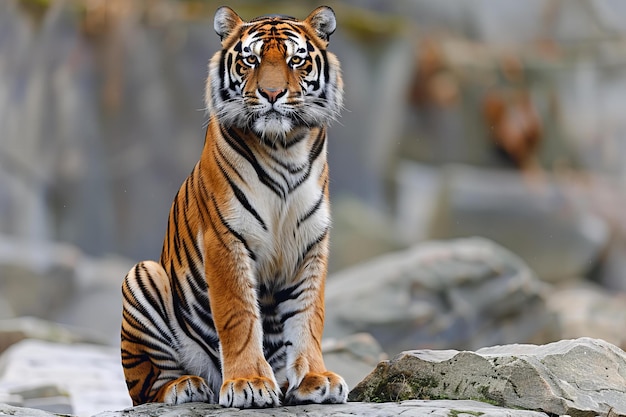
top-left (121, 260), bottom-right (215, 405)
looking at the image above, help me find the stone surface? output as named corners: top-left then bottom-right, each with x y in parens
top-left (0, 339), bottom-right (131, 416)
top-left (0, 235), bottom-right (79, 320)
top-left (0, 317), bottom-right (107, 354)
top-left (0, 333), bottom-right (383, 416)
top-left (329, 198), bottom-right (403, 272)
top-left (322, 333), bottom-right (388, 389)
top-left (547, 281), bottom-right (626, 351)
top-left (93, 400), bottom-right (549, 417)
top-left (0, 399), bottom-right (552, 417)
top-left (427, 165), bottom-right (609, 282)
top-left (350, 337), bottom-right (626, 417)
top-left (0, 403), bottom-right (65, 416)
top-left (325, 237), bottom-right (558, 354)
top-left (0, 233), bottom-right (133, 346)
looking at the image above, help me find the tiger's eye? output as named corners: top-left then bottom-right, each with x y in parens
top-left (289, 56), bottom-right (303, 66)
top-left (244, 55), bottom-right (258, 66)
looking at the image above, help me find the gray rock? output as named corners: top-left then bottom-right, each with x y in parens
top-left (329, 198), bottom-right (403, 272)
top-left (428, 165), bottom-right (609, 283)
top-left (0, 402), bottom-right (66, 417)
top-left (350, 337), bottom-right (626, 417)
top-left (547, 281), bottom-right (626, 351)
top-left (592, 236), bottom-right (626, 292)
top-left (0, 339), bottom-right (132, 416)
top-left (0, 235), bottom-right (79, 319)
top-left (0, 233), bottom-right (133, 346)
top-left (0, 332), bottom-right (383, 416)
top-left (93, 399), bottom-right (549, 417)
top-left (0, 317), bottom-right (107, 354)
top-left (322, 333), bottom-right (387, 389)
top-left (325, 237), bottom-right (558, 354)
top-left (53, 254), bottom-right (132, 346)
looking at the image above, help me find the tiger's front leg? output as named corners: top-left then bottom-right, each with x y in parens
top-left (204, 241), bottom-right (280, 408)
top-left (281, 236), bottom-right (349, 405)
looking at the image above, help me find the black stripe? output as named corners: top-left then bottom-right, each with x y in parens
top-left (182, 242), bottom-right (206, 291)
top-left (309, 128), bottom-right (327, 165)
top-left (289, 129), bottom-right (326, 192)
top-left (274, 281), bottom-right (306, 305)
top-left (125, 271), bottom-right (174, 345)
top-left (121, 304), bottom-right (172, 349)
top-left (262, 317), bottom-right (283, 335)
top-left (297, 191), bottom-right (325, 227)
top-left (267, 150), bottom-right (307, 175)
top-left (215, 145), bottom-right (246, 184)
top-left (221, 126), bottom-right (286, 199)
top-left (264, 342), bottom-right (285, 363)
top-left (280, 308), bottom-right (306, 324)
top-left (281, 130), bottom-right (308, 149)
top-left (219, 51), bottom-right (229, 102)
top-left (181, 180), bottom-right (204, 266)
top-left (140, 363), bottom-right (159, 402)
top-left (321, 50), bottom-right (330, 83)
top-left (299, 227), bottom-right (329, 263)
top-left (235, 322), bottom-right (255, 356)
top-left (169, 263), bottom-right (220, 361)
top-left (210, 195), bottom-right (257, 261)
top-left (230, 178), bottom-right (267, 230)
top-left (170, 197), bottom-right (184, 267)
top-left (215, 153), bottom-right (267, 231)
top-left (195, 167), bottom-right (212, 226)
top-left (206, 197), bottom-right (230, 253)
top-left (143, 266), bottom-right (171, 323)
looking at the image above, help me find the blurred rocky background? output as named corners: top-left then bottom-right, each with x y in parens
top-left (2, 0), bottom-right (626, 415)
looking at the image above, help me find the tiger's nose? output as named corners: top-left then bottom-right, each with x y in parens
top-left (258, 87), bottom-right (287, 104)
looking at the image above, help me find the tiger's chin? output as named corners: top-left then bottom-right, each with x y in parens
top-left (251, 113), bottom-right (295, 141)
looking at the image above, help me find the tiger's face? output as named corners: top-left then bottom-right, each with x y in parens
top-left (206, 6), bottom-right (343, 141)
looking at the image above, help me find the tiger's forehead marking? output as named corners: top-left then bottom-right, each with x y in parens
top-left (240, 20), bottom-right (309, 57)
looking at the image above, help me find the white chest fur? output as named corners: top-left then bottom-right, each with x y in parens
top-left (218, 131), bottom-right (330, 285)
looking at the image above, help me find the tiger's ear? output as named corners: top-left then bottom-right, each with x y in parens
top-left (214, 6), bottom-right (244, 42)
top-left (305, 6), bottom-right (336, 41)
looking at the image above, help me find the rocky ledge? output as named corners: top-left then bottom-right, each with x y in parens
top-left (2, 337), bottom-right (626, 417)
top-left (1, 399), bottom-right (549, 417)
top-left (351, 337), bottom-right (626, 416)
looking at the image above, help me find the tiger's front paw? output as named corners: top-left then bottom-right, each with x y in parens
top-left (285, 371), bottom-right (348, 405)
top-left (219, 376), bottom-right (280, 408)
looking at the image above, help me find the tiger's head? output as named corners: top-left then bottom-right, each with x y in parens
top-left (206, 6), bottom-right (343, 141)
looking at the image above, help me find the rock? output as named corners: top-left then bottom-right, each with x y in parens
top-left (0, 234), bottom-right (133, 346)
top-left (93, 399), bottom-right (549, 417)
top-left (350, 337), bottom-right (626, 417)
top-left (428, 165), bottom-right (609, 282)
top-left (0, 339), bottom-right (132, 416)
top-left (328, 198), bottom-right (403, 272)
top-left (7, 384), bottom-right (72, 415)
top-left (0, 403), bottom-right (65, 417)
top-left (325, 237), bottom-right (558, 354)
top-left (322, 333), bottom-right (387, 389)
top-left (394, 162), bottom-right (441, 245)
top-left (0, 332), bottom-right (382, 416)
top-left (592, 235), bottom-right (626, 292)
top-left (53, 254), bottom-right (132, 347)
top-left (547, 281), bottom-right (626, 351)
top-left (0, 316), bottom-right (107, 354)
top-left (0, 235), bottom-right (79, 319)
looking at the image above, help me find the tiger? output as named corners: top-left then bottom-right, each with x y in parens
top-left (120, 5), bottom-right (347, 409)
